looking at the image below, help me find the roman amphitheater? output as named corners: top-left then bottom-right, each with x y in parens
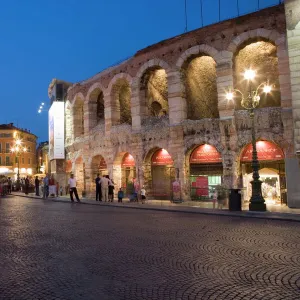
top-left (49, 2), bottom-right (300, 206)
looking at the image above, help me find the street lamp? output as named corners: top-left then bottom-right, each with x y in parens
top-left (226, 69), bottom-right (272, 211)
top-left (10, 138), bottom-right (27, 191)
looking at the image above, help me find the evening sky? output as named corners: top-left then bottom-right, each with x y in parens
top-left (0, 0), bottom-right (281, 142)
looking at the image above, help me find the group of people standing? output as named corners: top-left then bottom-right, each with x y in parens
top-left (95, 174), bottom-right (115, 202)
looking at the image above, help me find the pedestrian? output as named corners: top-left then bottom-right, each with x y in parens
top-left (59, 185), bottom-right (63, 196)
top-left (107, 175), bottom-right (115, 202)
top-left (118, 187), bottom-right (124, 203)
top-left (68, 174), bottom-right (80, 203)
top-left (24, 176), bottom-right (29, 195)
top-left (43, 174), bottom-right (49, 199)
top-left (95, 173), bottom-right (102, 201)
top-left (212, 189), bottom-right (217, 209)
top-left (101, 175), bottom-right (109, 202)
top-left (35, 176), bottom-right (40, 196)
top-left (140, 186), bottom-right (146, 204)
top-left (56, 181), bottom-right (59, 197)
top-left (7, 177), bottom-right (12, 194)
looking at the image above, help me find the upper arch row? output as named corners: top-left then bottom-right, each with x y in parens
top-left (68, 29), bottom-right (285, 106)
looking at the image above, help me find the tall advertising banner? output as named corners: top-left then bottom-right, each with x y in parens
top-left (49, 102), bottom-right (65, 160)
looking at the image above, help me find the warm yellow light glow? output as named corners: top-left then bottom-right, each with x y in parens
top-left (226, 92), bottom-right (234, 101)
top-left (11, 148), bottom-right (15, 153)
top-left (263, 85), bottom-right (272, 94)
top-left (15, 146), bottom-right (19, 152)
top-left (23, 147), bottom-right (27, 152)
top-left (16, 140), bottom-right (21, 145)
top-left (244, 69), bottom-right (256, 81)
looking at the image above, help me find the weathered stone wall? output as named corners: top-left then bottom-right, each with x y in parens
top-left (62, 4), bottom-right (296, 200)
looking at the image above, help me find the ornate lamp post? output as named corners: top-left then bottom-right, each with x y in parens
top-left (226, 69), bottom-right (272, 211)
top-left (10, 138), bottom-right (27, 191)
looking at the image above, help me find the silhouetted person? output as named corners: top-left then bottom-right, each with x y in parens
top-left (95, 173), bottom-right (101, 201)
top-left (68, 174), bottom-right (80, 203)
top-left (24, 176), bottom-right (29, 195)
top-left (35, 176), bottom-right (40, 196)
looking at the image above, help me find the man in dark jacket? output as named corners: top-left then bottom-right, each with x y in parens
top-left (35, 176), bottom-right (40, 196)
top-left (95, 174), bottom-right (102, 201)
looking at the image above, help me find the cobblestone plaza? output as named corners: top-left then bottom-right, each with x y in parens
top-left (0, 196), bottom-right (299, 299)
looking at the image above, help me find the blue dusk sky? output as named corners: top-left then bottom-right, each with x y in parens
top-left (0, 0), bottom-right (281, 142)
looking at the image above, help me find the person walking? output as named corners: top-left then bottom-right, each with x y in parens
top-left (140, 186), bottom-right (146, 204)
top-left (43, 174), bottom-right (49, 199)
top-left (95, 174), bottom-right (102, 201)
top-left (24, 176), bottom-right (30, 195)
top-left (35, 176), bottom-right (40, 196)
top-left (118, 188), bottom-right (124, 203)
top-left (68, 174), bottom-right (80, 203)
top-left (7, 177), bottom-right (12, 194)
top-left (101, 175), bottom-right (109, 202)
top-left (107, 175), bottom-right (115, 202)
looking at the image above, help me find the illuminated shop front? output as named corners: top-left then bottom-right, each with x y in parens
top-left (190, 144), bottom-right (223, 201)
top-left (240, 141), bottom-right (286, 205)
top-left (151, 149), bottom-right (175, 200)
top-left (121, 153), bottom-right (136, 194)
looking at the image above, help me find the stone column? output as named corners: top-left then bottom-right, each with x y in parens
top-left (215, 52), bottom-right (234, 119)
top-left (168, 70), bottom-right (187, 125)
top-left (131, 79), bottom-right (144, 131)
top-left (84, 164), bottom-right (94, 198)
top-left (84, 101), bottom-right (97, 134)
top-left (285, 0), bottom-right (300, 153)
top-left (104, 92), bottom-right (119, 134)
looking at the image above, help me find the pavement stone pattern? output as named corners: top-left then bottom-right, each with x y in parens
top-left (0, 196), bottom-right (300, 300)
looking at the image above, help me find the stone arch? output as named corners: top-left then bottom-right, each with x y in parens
top-left (143, 146), bottom-right (175, 199)
top-left (175, 44), bottom-right (219, 69)
top-left (139, 65), bottom-right (169, 117)
top-left (233, 36), bottom-right (281, 109)
top-left (227, 29), bottom-right (282, 53)
top-left (72, 93), bottom-right (85, 138)
top-left (182, 53), bottom-right (219, 119)
top-left (86, 83), bottom-right (105, 126)
top-left (108, 73), bottom-right (132, 125)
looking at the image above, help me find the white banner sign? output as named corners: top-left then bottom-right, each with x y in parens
top-left (49, 102), bottom-right (65, 160)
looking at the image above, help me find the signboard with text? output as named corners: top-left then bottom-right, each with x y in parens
top-left (122, 153), bottom-right (135, 167)
top-left (241, 141), bottom-right (284, 162)
top-left (49, 102), bottom-right (65, 160)
top-left (151, 149), bottom-right (173, 166)
top-left (190, 144), bottom-right (222, 164)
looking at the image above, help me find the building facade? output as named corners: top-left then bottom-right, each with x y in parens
top-left (36, 141), bottom-right (49, 175)
top-left (0, 123), bottom-right (37, 179)
top-left (49, 1), bottom-right (300, 207)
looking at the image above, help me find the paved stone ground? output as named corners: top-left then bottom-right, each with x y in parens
top-left (0, 196), bottom-right (300, 300)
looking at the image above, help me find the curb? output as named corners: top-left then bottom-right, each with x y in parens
top-left (10, 193), bottom-right (300, 223)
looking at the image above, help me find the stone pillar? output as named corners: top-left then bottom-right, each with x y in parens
top-left (285, 0), bottom-right (300, 152)
top-left (104, 92), bottom-right (113, 134)
top-left (50, 159), bottom-right (68, 195)
top-left (84, 163), bottom-right (94, 198)
top-left (112, 164), bottom-right (122, 189)
top-left (131, 79), bottom-right (143, 131)
top-left (84, 101), bottom-right (97, 134)
top-left (170, 126), bottom-right (187, 201)
top-left (216, 53), bottom-right (234, 119)
top-left (168, 70), bottom-right (187, 125)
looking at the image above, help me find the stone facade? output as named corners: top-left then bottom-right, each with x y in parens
top-left (54, 4), bottom-right (299, 202)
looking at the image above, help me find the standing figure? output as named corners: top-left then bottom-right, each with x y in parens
top-left (7, 177), bottom-right (12, 194)
top-left (140, 186), bottom-right (146, 204)
top-left (107, 175), bottom-right (115, 202)
top-left (101, 175), bottom-right (109, 202)
top-left (118, 188), bottom-right (124, 203)
top-left (24, 176), bottom-right (30, 195)
top-left (35, 176), bottom-right (40, 196)
top-left (68, 174), bottom-right (80, 203)
top-left (59, 185), bottom-right (63, 196)
top-left (95, 174), bottom-right (102, 201)
top-left (43, 174), bottom-right (49, 199)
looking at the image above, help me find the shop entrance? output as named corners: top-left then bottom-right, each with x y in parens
top-left (151, 149), bottom-right (175, 200)
top-left (189, 144), bottom-right (223, 201)
top-left (240, 141), bottom-right (286, 205)
top-left (121, 153), bottom-right (136, 195)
